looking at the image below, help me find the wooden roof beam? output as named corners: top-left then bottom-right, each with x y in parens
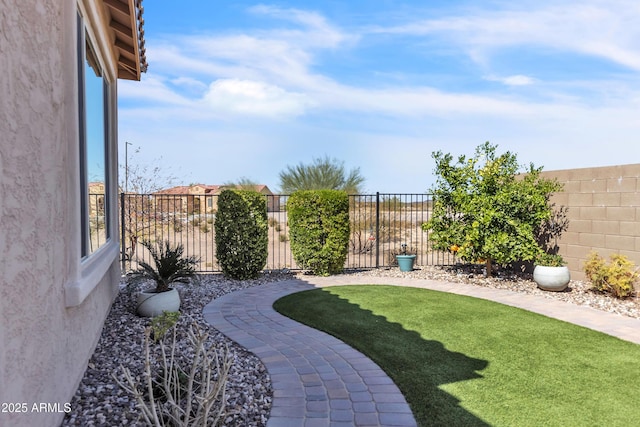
top-left (114, 38), bottom-right (134, 55)
top-left (104, 0), bottom-right (129, 15)
top-left (110, 19), bottom-right (134, 43)
top-left (118, 55), bottom-right (137, 72)
top-left (118, 66), bottom-right (137, 80)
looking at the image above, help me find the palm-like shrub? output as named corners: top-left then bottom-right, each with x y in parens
top-left (132, 240), bottom-right (199, 293)
top-left (279, 156), bottom-right (365, 194)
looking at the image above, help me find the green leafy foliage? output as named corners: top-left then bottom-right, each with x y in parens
top-left (150, 311), bottom-right (180, 342)
top-left (584, 252), bottom-right (638, 298)
top-left (422, 142), bottom-right (563, 276)
top-left (279, 156), bottom-right (365, 194)
top-left (536, 253), bottom-right (566, 267)
top-left (287, 190), bottom-right (350, 275)
top-left (132, 240), bottom-right (199, 293)
top-left (214, 189), bottom-right (268, 280)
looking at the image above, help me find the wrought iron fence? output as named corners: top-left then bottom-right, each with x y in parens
top-left (119, 192), bottom-right (455, 273)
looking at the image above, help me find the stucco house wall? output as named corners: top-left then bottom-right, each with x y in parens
top-left (0, 1), bottom-right (144, 426)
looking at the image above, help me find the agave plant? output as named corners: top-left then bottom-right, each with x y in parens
top-left (132, 240), bottom-right (199, 293)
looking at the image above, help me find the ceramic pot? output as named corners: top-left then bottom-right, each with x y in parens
top-left (136, 288), bottom-right (180, 317)
top-left (533, 265), bottom-right (570, 292)
top-left (396, 254), bottom-right (417, 272)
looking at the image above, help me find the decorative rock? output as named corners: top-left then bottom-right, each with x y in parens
top-left (61, 273), bottom-right (292, 427)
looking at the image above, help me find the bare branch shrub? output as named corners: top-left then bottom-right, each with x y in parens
top-left (113, 322), bottom-right (232, 426)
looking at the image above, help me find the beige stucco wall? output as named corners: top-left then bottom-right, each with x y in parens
top-left (542, 164), bottom-right (640, 282)
top-left (0, 1), bottom-right (120, 426)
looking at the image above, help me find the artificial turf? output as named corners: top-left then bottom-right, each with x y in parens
top-left (273, 285), bottom-right (640, 427)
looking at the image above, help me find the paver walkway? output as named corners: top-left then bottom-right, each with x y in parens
top-left (203, 275), bottom-right (640, 427)
top-left (204, 279), bottom-right (416, 427)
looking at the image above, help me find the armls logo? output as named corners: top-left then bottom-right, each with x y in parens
top-left (30, 403), bottom-right (72, 413)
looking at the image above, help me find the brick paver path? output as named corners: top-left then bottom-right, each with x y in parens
top-left (204, 279), bottom-right (416, 427)
top-left (203, 275), bottom-right (640, 426)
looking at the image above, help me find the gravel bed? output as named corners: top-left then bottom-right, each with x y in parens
top-left (63, 265), bottom-right (638, 426)
top-left (62, 272), bottom-right (292, 427)
top-left (345, 264), bottom-right (640, 319)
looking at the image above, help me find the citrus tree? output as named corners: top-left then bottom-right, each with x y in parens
top-left (422, 142), bottom-right (562, 277)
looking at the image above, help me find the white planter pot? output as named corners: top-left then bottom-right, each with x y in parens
top-left (533, 265), bottom-right (570, 292)
top-left (136, 288), bottom-right (181, 317)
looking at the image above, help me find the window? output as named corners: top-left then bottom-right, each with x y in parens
top-left (78, 13), bottom-right (110, 257)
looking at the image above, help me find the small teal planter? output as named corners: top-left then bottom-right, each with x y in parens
top-left (396, 254), bottom-right (416, 272)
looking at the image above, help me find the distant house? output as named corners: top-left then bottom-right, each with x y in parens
top-left (88, 181), bottom-right (106, 216)
top-left (155, 184), bottom-right (280, 213)
top-left (0, 1), bottom-right (147, 426)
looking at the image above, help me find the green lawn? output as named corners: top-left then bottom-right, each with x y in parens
top-left (273, 285), bottom-right (640, 427)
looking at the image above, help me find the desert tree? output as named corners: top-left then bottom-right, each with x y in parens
top-left (278, 156), bottom-right (365, 194)
top-left (119, 145), bottom-right (179, 194)
top-left (119, 145), bottom-right (183, 265)
top-left (223, 176), bottom-right (260, 191)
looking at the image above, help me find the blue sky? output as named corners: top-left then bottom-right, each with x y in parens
top-left (118, 0), bottom-right (640, 193)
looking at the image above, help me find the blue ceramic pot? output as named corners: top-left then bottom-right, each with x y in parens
top-left (396, 254), bottom-right (416, 272)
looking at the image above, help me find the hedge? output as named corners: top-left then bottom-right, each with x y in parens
top-left (287, 190), bottom-right (350, 276)
top-left (214, 189), bottom-right (268, 279)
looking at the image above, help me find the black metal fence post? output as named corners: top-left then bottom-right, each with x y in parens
top-left (120, 192), bottom-right (125, 272)
top-left (375, 192), bottom-right (380, 268)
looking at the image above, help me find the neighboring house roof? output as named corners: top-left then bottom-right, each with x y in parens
top-left (219, 184), bottom-right (274, 194)
top-left (103, 0), bottom-right (147, 81)
top-left (155, 184), bottom-right (274, 195)
top-left (251, 184), bottom-right (272, 194)
top-left (154, 184), bottom-right (222, 195)
top-left (88, 182), bottom-right (106, 190)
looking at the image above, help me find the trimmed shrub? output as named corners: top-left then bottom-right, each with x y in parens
top-left (584, 252), bottom-right (638, 299)
top-left (287, 190), bottom-right (350, 276)
top-left (215, 189), bottom-right (268, 279)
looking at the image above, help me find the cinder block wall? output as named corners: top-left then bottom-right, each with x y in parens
top-left (541, 164), bottom-right (640, 282)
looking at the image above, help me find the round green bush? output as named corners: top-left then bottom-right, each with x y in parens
top-left (214, 190), bottom-right (268, 279)
top-left (287, 190), bottom-right (350, 276)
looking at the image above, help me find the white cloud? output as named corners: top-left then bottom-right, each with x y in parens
top-left (485, 75), bottom-right (537, 86)
top-left (248, 4), bottom-right (354, 48)
top-left (372, 1), bottom-right (640, 71)
top-left (121, 0), bottom-right (640, 122)
top-left (119, 75), bottom-right (192, 105)
top-left (118, 1), bottom-right (640, 192)
top-left (170, 77), bottom-right (208, 91)
top-left (201, 79), bottom-right (311, 118)
top-left (308, 82), bottom-right (533, 117)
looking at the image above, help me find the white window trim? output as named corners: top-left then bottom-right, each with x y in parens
top-left (65, 242), bottom-right (120, 306)
top-left (65, 1), bottom-right (120, 307)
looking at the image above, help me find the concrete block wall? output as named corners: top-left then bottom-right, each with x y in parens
top-left (541, 164), bottom-right (640, 282)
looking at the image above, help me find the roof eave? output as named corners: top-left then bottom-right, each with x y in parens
top-left (104, 0), bottom-right (147, 81)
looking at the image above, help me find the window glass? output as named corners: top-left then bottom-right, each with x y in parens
top-left (79, 22), bottom-right (109, 256)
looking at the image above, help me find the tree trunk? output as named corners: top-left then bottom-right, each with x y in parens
top-left (485, 258), bottom-right (493, 277)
